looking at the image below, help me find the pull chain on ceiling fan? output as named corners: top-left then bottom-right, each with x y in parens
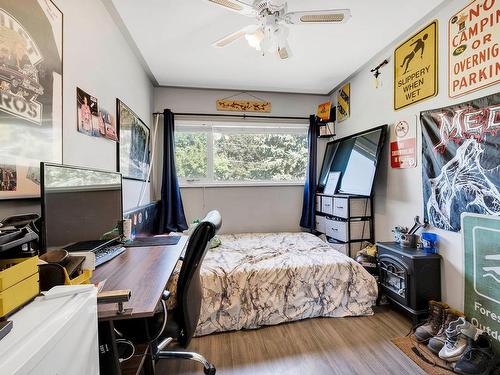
top-left (206, 0), bottom-right (351, 59)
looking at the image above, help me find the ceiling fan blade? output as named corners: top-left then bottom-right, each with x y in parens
top-left (212, 25), bottom-right (259, 47)
top-left (205, 0), bottom-right (257, 17)
top-left (285, 9), bottom-right (351, 24)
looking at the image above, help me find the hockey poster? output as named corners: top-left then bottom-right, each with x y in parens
top-left (449, 0), bottom-right (500, 98)
top-left (421, 93), bottom-right (500, 232)
top-left (0, 0), bottom-right (63, 199)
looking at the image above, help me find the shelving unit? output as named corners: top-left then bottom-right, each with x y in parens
top-left (315, 193), bottom-right (374, 257)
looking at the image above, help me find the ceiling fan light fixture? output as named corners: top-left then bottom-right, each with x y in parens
top-left (245, 28), bottom-right (265, 50)
top-left (299, 13), bottom-right (344, 23)
top-left (208, 0), bottom-right (243, 11)
top-left (278, 46), bottom-right (289, 59)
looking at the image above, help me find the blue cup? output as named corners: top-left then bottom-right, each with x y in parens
top-left (421, 232), bottom-right (438, 254)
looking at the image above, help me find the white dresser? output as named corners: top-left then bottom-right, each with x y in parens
top-left (0, 287), bottom-right (98, 375)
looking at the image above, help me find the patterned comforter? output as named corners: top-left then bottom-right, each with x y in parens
top-left (166, 232), bottom-right (378, 337)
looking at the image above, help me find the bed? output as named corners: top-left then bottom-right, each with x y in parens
top-left (166, 232), bottom-right (378, 337)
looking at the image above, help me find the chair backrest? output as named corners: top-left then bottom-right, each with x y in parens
top-left (176, 210), bottom-right (221, 346)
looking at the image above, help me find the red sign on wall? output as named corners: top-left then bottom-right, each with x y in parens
top-left (390, 119), bottom-right (417, 169)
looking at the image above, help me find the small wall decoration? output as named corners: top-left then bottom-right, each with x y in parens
top-left (117, 99), bottom-right (151, 181)
top-left (394, 20), bottom-right (438, 110)
top-left (390, 117), bottom-right (417, 169)
top-left (77, 87), bottom-right (99, 137)
top-left (462, 213), bottom-right (500, 354)
top-left (336, 83), bottom-right (350, 122)
top-left (77, 88), bottom-right (117, 142)
top-left (0, 0), bottom-right (63, 199)
top-left (216, 99), bottom-right (271, 113)
top-left (99, 109), bottom-right (118, 141)
top-left (421, 92), bottom-right (500, 232)
top-left (316, 101), bottom-right (331, 121)
top-left (449, 0), bottom-right (499, 98)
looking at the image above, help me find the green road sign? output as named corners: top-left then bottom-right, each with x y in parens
top-left (463, 213), bottom-right (500, 354)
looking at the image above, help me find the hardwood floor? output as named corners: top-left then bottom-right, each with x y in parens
top-left (156, 306), bottom-right (425, 375)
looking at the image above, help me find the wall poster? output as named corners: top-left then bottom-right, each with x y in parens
top-left (394, 20), bottom-right (438, 110)
top-left (77, 87), bottom-right (117, 142)
top-left (77, 87), bottom-right (99, 137)
top-left (421, 92), bottom-right (500, 232)
top-left (390, 117), bottom-right (417, 169)
top-left (117, 99), bottom-right (150, 181)
top-left (449, 0), bottom-right (500, 98)
top-left (462, 213), bottom-right (500, 354)
top-left (336, 83), bottom-right (350, 122)
top-left (0, 0), bottom-right (63, 199)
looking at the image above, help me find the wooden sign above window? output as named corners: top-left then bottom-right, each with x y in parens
top-left (216, 99), bottom-right (272, 113)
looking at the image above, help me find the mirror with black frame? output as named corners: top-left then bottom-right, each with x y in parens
top-left (318, 125), bottom-right (387, 197)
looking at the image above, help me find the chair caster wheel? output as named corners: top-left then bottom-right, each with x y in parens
top-left (204, 364), bottom-right (216, 375)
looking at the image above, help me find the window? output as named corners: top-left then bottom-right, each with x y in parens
top-left (175, 120), bottom-right (308, 185)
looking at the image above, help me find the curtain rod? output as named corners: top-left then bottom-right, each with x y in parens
top-left (152, 112), bottom-right (310, 121)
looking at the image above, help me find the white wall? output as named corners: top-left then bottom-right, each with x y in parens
top-left (328, 0), bottom-right (499, 310)
top-left (0, 0), bottom-right (154, 218)
top-left (57, 0), bottom-right (153, 210)
top-left (154, 87), bottom-right (327, 233)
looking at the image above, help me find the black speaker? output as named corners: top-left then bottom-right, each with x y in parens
top-left (329, 106), bottom-right (336, 123)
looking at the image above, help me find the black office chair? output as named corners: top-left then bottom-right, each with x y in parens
top-left (155, 210), bottom-right (221, 375)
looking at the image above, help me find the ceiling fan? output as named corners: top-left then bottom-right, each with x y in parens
top-left (206, 0), bottom-right (351, 59)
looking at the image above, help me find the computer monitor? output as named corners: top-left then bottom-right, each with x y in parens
top-left (41, 163), bottom-right (123, 252)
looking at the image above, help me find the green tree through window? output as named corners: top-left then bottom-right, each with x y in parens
top-left (175, 122), bottom-right (308, 184)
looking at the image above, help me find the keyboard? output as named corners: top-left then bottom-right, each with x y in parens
top-left (95, 244), bottom-right (126, 267)
top-left (65, 239), bottom-right (111, 252)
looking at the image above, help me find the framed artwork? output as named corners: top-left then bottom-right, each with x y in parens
top-left (0, 0), bottom-right (63, 199)
top-left (116, 99), bottom-right (150, 181)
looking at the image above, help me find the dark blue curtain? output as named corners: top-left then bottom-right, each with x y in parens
top-left (300, 115), bottom-right (318, 230)
top-left (159, 109), bottom-right (188, 233)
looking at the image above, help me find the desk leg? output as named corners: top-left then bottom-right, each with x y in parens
top-left (143, 318), bottom-right (156, 375)
top-left (98, 320), bottom-right (121, 375)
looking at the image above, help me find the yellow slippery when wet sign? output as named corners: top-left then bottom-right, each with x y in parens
top-left (394, 21), bottom-right (438, 110)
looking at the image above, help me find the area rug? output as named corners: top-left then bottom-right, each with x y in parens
top-left (391, 336), bottom-right (455, 375)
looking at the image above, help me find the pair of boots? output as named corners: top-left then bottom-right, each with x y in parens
top-left (414, 301), bottom-right (466, 357)
top-left (414, 301), bottom-right (498, 374)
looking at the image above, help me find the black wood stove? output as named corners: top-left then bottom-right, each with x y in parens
top-left (377, 242), bottom-right (442, 323)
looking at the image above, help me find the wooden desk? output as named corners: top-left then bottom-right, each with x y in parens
top-left (91, 236), bottom-right (188, 375)
top-left (92, 236), bottom-right (187, 320)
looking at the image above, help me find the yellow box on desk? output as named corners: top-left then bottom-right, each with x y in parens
top-left (0, 256), bottom-right (39, 318)
top-left (64, 268), bottom-right (92, 285)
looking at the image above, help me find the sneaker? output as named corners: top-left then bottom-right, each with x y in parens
top-left (428, 308), bottom-right (464, 354)
top-left (414, 301), bottom-right (449, 342)
top-left (438, 317), bottom-right (468, 362)
top-left (454, 333), bottom-right (497, 375)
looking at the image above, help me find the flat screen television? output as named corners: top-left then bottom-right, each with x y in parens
top-left (318, 125), bottom-right (387, 196)
top-left (41, 163), bottom-right (123, 252)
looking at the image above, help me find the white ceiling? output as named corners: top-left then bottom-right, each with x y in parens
top-left (111, 0), bottom-right (446, 94)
